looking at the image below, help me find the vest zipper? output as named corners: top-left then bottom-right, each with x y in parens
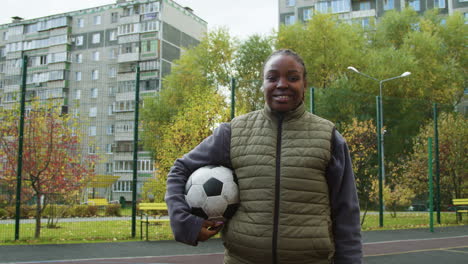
top-left (272, 114), bottom-right (283, 264)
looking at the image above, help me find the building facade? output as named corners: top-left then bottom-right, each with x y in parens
top-left (0, 0), bottom-right (207, 201)
top-left (279, 0), bottom-right (468, 27)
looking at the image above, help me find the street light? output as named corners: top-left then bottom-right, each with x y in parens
top-left (347, 66), bottom-right (411, 227)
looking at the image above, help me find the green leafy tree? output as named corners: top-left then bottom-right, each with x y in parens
top-left (141, 29), bottom-right (235, 200)
top-left (342, 118), bottom-right (378, 225)
top-left (277, 13), bottom-right (367, 89)
top-left (234, 34), bottom-right (273, 114)
top-left (403, 113), bottom-right (467, 204)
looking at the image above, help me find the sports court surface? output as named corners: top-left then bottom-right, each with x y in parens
top-left (1, 226), bottom-right (467, 264)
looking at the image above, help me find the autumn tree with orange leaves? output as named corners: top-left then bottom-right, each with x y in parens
top-left (0, 100), bottom-right (98, 238)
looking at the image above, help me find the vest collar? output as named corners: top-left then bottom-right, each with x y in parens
top-left (263, 102), bottom-right (306, 123)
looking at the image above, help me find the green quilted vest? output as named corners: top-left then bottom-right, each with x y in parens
top-left (222, 103), bottom-right (335, 264)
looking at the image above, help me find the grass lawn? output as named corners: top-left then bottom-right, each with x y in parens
top-left (1, 211), bottom-right (467, 245)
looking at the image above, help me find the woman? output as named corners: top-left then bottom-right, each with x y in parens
top-left (165, 49), bottom-right (362, 264)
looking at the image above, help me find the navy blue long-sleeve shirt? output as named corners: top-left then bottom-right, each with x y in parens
top-left (165, 123), bottom-right (362, 263)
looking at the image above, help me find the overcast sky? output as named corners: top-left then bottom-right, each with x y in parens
top-left (0, 0), bottom-right (278, 40)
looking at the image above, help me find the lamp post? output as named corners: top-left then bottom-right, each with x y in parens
top-left (347, 66), bottom-right (411, 227)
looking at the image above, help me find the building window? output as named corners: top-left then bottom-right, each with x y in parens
top-left (94, 15), bottom-right (102, 25)
top-left (359, 1), bottom-right (371, 10)
top-left (92, 51), bottom-right (100, 61)
top-left (286, 0), bottom-right (296, 7)
top-left (106, 144), bottom-right (114, 154)
top-left (107, 125), bottom-right (115, 135)
top-left (75, 53), bottom-right (82, 63)
top-left (92, 33), bottom-right (101, 44)
top-left (434, 0), bottom-right (446, 8)
top-left (384, 0), bottom-right (394, 10)
top-left (75, 71), bottom-right (82, 81)
top-left (75, 89), bottom-right (81, 100)
top-left (303, 8), bottom-right (313, 21)
top-left (361, 17), bottom-right (370, 28)
top-left (89, 107), bottom-right (97, 117)
top-left (110, 30), bottom-right (117, 41)
top-left (91, 88), bottom-right (98, 98)
top-left (113, 100), bottom-right (136, 112)
top-left (77, 18), bottom-right (84, 28)
top-left (105, 163), bottom-right (113, 174)
top-left (109, 67), bottom-right (117, 78)
top-left (92, 70), bottom-right (99, 80)
top-left (88, 145), bottom-right (96, 154)
top-left (408, 0), bottom-right (420, 11)
top-left (108, 104), bottom-right (114, 115)
top-left (109, 48), bottom-right (118, 59)
top-left (89, 126), bottom-right (97, 136)
top-left (111, 12), bottom-right (119, 23)
top-left (285, 15), bottom-right (296, 25)
top-left (75, 36), bottom-right (84, 46)
top-left (113, 180), bottom-right (133, 192)
top-left (331, 0), bottom-right (350, 13)
top-left (465, 13), bottom-right (468, 24)
top-left (316, 2), bottom-right (329, 13)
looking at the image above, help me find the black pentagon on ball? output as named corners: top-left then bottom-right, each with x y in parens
top-left (191, 207), bottom-right (208, 219)
top-left (203, 177), bottom-right (223, 197)
top-left (223, 203), bottom-right (239, 219)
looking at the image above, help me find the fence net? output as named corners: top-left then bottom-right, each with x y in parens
top-left (0, 64), bottom-right (466, 243)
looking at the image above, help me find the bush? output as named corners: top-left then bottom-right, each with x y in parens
top-left (0, 208), bottom-right (7, 219)
top-left (43, 205), bottom-right (72, 218)
top-left (3, 205), bottom-right (35, 218)
top-left (105, 205), bottom-right (122, 217)
top-left (72, 205), bottom-right (89, 217)
top-left (87, 205), bottom-right (98, 216)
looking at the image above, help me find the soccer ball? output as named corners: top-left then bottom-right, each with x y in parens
top-left (185, 165), bottom-right (239, 221)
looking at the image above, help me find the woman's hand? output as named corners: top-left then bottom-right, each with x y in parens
top-left (197, 220), bottom-right (224, 242)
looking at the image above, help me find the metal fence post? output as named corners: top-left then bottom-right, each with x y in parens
top-left (428, 137), bottom-right (434, 233)
top-left (433, 103), bottom-right (441, 224)
top-left (231, 77), bottom-right (236, 120)
top-left (14, 56), bottom-right (28, 240)
top-left (131, 66), bottom-right (141, 238)
top-left (376, 96), bottom-right (384, 227)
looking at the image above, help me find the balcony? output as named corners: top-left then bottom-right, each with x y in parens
top-left (119, 15), bottom-right (140, 25)
top-left (118, 52), bottom-right (140, 63)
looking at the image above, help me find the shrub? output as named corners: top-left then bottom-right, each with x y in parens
top-left (0, 208), bottom-right (7, 219)
top-left (87, 205), bottom-right (98, 216)
top-left (72, 205), bottom-right (89, 217)
top-left (105, 205), bottom-right (122, 217)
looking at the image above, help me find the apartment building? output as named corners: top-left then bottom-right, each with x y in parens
top-left (279, 0), bottom-right (468, 27)
top-left (0, 0), bottom-right (207, 201)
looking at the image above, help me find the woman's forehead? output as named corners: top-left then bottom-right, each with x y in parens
top-left (264, 54), bottom-right (304, 72)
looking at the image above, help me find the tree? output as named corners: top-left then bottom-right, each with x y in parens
top-left (143, 90), bottom-right (229, 202)
top-left (341, 118), bottom-right (378, 225)
top-left (0, 100), bottom-right (97, 238)
top-left (141, 28), bottom-right (236, 162)
top-left (277, 13), bottom-right (367, 89)
top-left (233, 34), bottom-right (273, 114)
top-left (403, 112), bottom-right (467, 204)
top-left (141, 29), bottom-right (236, 200)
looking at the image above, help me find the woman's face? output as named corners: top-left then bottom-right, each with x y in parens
top-left (262, 54), bottom-right (306, 113)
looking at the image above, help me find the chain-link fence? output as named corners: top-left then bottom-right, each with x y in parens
top-left (0, 56), bottom-right (171, 243)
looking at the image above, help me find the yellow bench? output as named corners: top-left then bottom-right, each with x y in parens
top-left (138, 202), bottom-right (170, 240)
top-left (87, 198), bottom-right (109, 206)
top-left (453, 198), bottom-right (468, 222)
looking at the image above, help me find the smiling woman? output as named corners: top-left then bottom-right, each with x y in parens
top-left (262, 49), bottom-right (307, 113)
top-left (165, 49), bottom-right (363, 263)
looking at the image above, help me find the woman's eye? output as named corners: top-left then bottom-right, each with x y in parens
top-left (289, 76), bottom-right (300, 82)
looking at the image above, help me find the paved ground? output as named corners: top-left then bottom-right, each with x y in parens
top-left (1, 226), bottom-right (467, 264)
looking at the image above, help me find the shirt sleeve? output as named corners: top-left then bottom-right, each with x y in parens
top-left (326, 129), bottom-right (363, 264)
top-left (165, 123), bottom-right (232, 246)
